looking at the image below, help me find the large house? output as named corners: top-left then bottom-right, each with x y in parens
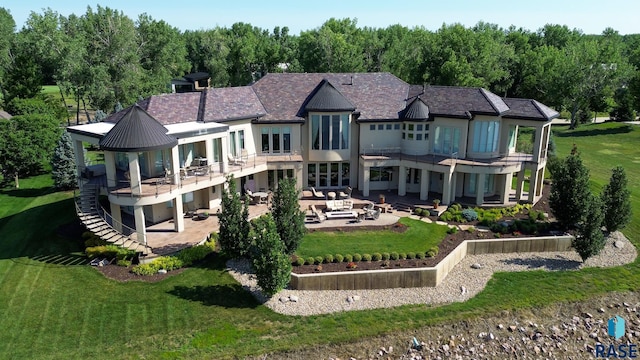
top-left (68, 72), bottom-right (557, 251)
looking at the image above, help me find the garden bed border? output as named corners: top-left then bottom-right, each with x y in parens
top-left (289, 235), bottom-right (573, 290)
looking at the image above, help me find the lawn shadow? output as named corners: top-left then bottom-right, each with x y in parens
top-left (0, 186), bottom-right (55, 198)
top-left (556, 124), bottom-right (633, 138)
top-left (499, 255), bottom-right (582, 270)
top-left (0, 197), bottom-right (85, 264)
top-left (167, 284), bottom-right (260, 309)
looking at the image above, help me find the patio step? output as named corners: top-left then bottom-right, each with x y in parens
top-left (393, 202), bottom-right (413, 213)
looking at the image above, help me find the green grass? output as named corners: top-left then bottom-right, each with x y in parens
top-left (41, 85), bottom-right (61, 95)
top-left (295, 218), bottom-right (448, 258)
top-left (0, 122), bottom-right (639, 359)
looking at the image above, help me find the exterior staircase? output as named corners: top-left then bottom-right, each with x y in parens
top-left (75, 183), bottom-right (152, 256)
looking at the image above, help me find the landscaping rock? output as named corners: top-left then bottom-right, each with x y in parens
top-left (289, 295), bottom-right (299, 302)
top-left (471, 263), bottom-right (482, 269)
top-left (157, 269), bottom-right (167, 274)
top-left (615, 240), bottom-right (625, 249)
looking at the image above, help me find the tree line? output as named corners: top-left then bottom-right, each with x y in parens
top-left (1, 6), bottom-right (640, 127)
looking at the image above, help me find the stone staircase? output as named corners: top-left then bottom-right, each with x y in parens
top-left (75, 184), bottom-right (152, 256)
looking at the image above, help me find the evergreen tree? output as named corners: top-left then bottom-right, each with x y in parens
top-left (50, 132), bottom-right (77, 190)
top-left (270, 178), bottom-right (306, 254)
top-left (549, 151), bottom-right (591, 229)
top-left (251, 213), bottom-right (291, 296)
top-left (601, 166), bottom-right (632, 232)
top-left (92, 109), bottom-right (107, 123)
top-left (217, 175), bottom-right (251, 258)
top-left (573, 194), bottom-right (606, 261)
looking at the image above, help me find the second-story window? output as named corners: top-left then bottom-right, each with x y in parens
top-left (311, 114), bottom-right (349, 150)
top-left (261, 126), bottom-right (292, 154)
top-left (472, 121), bottom-right (500, 153)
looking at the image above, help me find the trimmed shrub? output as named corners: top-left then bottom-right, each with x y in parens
top-left (390, 252), bottom-right (399, 260)
top-left (324, 254), bottom-right (334, 264)
top-left (426, 246), bottom-right (439, 258)
top-left (84, 235), bottom-right (107, 248)
top-left (406, 252), bottom-right (415, 259)
top-left (415, 252), bottom-right (424, 259)
top-left (447, 227), bottom-right (458, 234)
top-left (131, 263), bottom-right (157, 275)
top-left (294, 257), bottom-right (305, 266)
top-left (314, 256), bottom-right (324, 265)
top-left (344, 254), bottom-right (353, 262)
top-left (414, 208), bottom-right (423, 216)
top-left (372, 253), bottom-right (382, 261)
top-left (154, 256), bottom-right (183, 271)
top-left (382, 252), bottom-right (390, 260)
top-left (117, 259), bottom-right (132, 267)
top-left (353, 253), bottom-right (362, 262)
top-left (362, 253), bottom-right (372, 262)
top-left (462, 209), bottom-right (478, 222)
top-left (334, 254), bottom-right (344, 263)
top-left (176, 244), bottom-right (214, 266)
top-left (439, 212), bottom-right (453, 222)
top-left (306, 256), bottom-right (315, 265)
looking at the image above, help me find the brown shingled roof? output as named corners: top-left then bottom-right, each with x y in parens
top-left (201, 87), bottom-right (266, 122)
top-left (419, 86), bottom-right (507, 119)
top-left (502, 98), bottom-right (559, 121)
top-left (99, 105), bottom-right (177, 152)
top-left (251, 72), bottom-right (409, 121)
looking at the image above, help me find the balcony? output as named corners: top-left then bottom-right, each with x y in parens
top-left (360, 146), bottom-right (535, 168)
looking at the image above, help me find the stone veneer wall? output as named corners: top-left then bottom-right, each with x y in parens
top-left (289, 236), bottom-right (573, 290)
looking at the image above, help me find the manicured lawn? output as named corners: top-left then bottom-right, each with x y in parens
top-left (0, 122), bottom-right (638, 359)
top-left (295, 218), bottom-right (448, 258)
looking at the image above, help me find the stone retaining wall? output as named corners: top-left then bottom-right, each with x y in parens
top-left (289, 235), bottom-right (573, 290)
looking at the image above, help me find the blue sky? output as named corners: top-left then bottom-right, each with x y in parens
top-left (4, 0), bottom-right (639, 35)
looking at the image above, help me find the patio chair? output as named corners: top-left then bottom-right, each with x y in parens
top-left (364, 208), bottom-right (380, 220)
top-left (228, 153), bottom-right (246, 166)
top-left (184, 203), bottom-right (197, 218)
top-left (310, 187), bottom-right (325, 199)
top-left (339, 186), bottom-right (352, 199)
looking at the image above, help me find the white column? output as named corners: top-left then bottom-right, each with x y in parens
top-left (133, 206), bottom-right (146, 245)
top-left (221, 136), bottom-right (229, 173)
top-left (295, 165), bottom-right (304, 194)
top-left (104, 152), bottom-right (117, 187)
top-left (420, 169), bottom-right (430, 200)
top-left (174, 197), bottom-right (184, 232)
top-left (205, 138), bottom-right (213, 164)
top-left (110, 203), bottom-right (122, 232)
top-left (170, 145), bottom-right (180, 184)
top-left (442, 171), bottom-right (453, 205)
top-left (127, 152), bottom-right (142, 195)
top-left (528, 167), bottom-right (539, 203)
top-left (451, 172), bottom-right (458, 202)
top-left (398, 165), bottom-right (407, 196)
top-left (515, 169), bottom-right (526, 202)
top-left (73, 139), bottom-right (86, 178)
top-left (476, 173), bottom-right (485, 206)
top-left (362, 166), bottom-right (370, 196)
top-left (532, 125), bottom-right (544, 163)
top-left (501, 173), bottom-right (513, 204)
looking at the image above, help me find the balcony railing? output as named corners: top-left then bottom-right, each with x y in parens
top-left (360, 147), bottom-right (535, 167)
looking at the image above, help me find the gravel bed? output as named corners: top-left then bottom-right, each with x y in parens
top-left (227, 231), bottom-right (636, 316)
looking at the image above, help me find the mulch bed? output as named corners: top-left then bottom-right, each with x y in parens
top-left (95, 264), bottom-right (187, 282)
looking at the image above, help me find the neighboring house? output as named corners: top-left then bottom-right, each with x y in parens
top-left (67, 72), bottom-right (557, 245)
top-left (170, 72), bottom-right (211, 93)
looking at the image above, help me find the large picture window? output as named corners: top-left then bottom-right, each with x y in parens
top-left (472, 121), bottom-right (500, 153)
top-left (311, 114), bottom-right (349, 150)
top-left (433, 127), bottom-right (460, 155)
